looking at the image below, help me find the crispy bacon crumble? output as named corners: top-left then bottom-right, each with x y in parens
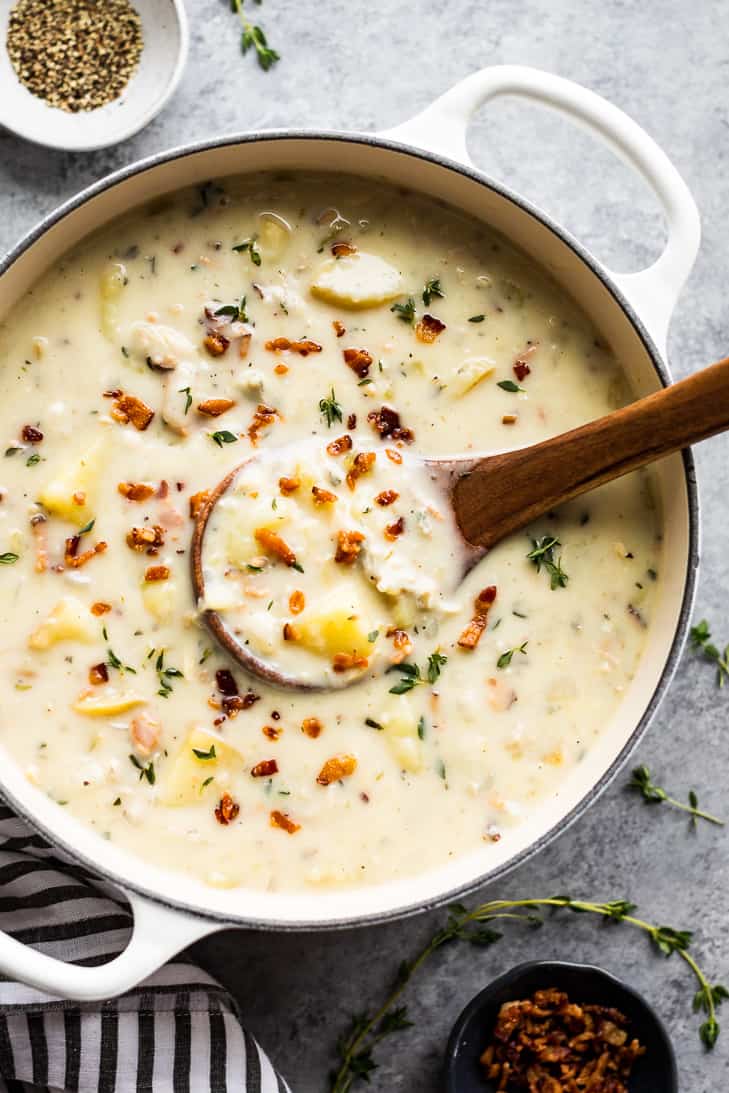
top-left (251, 759), bottom-right (278, 778)
top-left (332, 319), bottom-right (346, 338)
top-left (334, 529), bottom-right (365, 565)
top-left (118, 482), bottom-right (156, 502)
top-left (317, 754), bottom-right (357, 785)
top-left (21, 425), bottom-right (43, 443)
top-left (289, 590), bottom-right (305, 614)
top-left (189, 490), bottom-right (211, 519)
top-left (89, 662), bottom-right (109, 686)
top-left (264, 337), bottom-right (322, 356)
top-left (458, 585), bottom-right (497, 650)
top-left (343, 347), bottom-right (373, 378)
top-left (144, 564), bottom-right (170, 582)
top-left (301, 716), bottom-right (322, 738)
top-left (415, 314), bottom-right (446, 343)
top-left (367, 406), bottom-right (414, 443)
top-left (197, 398), bottom-right (235, 417)
top-left (326, 433), bottom-right (352, 457)
top-left (270, 809), bottom-right (300, 834)
top-left (384, 516), bottom-right (405, 541)
top-left (215, 793), bottom-right (240, 825)
top-left (346, 451), bottom-right (376, 490)
top-left (375, 489), bottom-right (399, 506)
top-left (311, 485), bottom-right (337, 504)
top-left (126, 524), bottom-right (165, 556)
top-left (64, 535), bottom-right (107, 569)
top-left (91, 601), bottom-right (112, 616)
top-left (480, 987), bottom-right (645, 1093)
top-left (203, 331), bottom-right (229, 357)
top-left (279, 476), bottom-right (301, 495)
top-left (111, 392), bottom-right (155, 431)
top-left (254, 527), bottom-right (298, 567)
top-left (247, 403), bottom-right (278, 445)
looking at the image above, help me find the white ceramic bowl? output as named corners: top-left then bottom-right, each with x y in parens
top-left (0, 66), bottom-right (701, 1001)
top-left (0, 0), bottom-right (188, 151)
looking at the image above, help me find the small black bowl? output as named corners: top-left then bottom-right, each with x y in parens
top-left (444, 960), bottom-right (678, 1093)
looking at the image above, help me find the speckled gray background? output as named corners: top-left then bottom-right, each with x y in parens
top-left (1, 1), bottom-right (728, 1090)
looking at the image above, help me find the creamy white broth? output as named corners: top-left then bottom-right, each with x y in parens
top-left (0, 173), bottom-right (661, 891)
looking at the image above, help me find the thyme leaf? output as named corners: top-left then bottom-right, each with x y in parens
top-left (319, 388), bottom-right (343, 428)
top-left (628, 764), bottom-right (724, 827)
top-left (690, 619), bottom-right (729, 687)
top-left (390, 297), bottom-right (416, 325)
top-left (527, 536), bottom-right (568, 590)
top-left (422, 278), bottom-right (444, 306)
top-left (230, 0), bottom-right (280, 71)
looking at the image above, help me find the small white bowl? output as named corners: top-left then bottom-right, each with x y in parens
top-left (0, 0), bottom-right (188, 151)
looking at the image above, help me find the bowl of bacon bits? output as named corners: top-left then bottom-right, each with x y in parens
top-left (444, 961), bottom-right (677, 1093)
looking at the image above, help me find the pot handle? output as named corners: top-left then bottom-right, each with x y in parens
top-left (0, 888), bottom-right (219, 1001)
top-left (380, 65), bottom-right (700, 354)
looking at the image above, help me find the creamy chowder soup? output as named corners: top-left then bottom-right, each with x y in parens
top-left (0, 173), bottom-right (661, 891)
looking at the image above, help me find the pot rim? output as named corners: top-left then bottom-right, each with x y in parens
top-left (0, 129), bottom-right (700, 930)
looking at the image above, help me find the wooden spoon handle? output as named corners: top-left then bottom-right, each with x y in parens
top-left (453, 356), bottom-right (729, 550)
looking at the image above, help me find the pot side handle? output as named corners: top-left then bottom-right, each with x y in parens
top-left (380, 65), bottom-right (700, 355)
top-left (0, 889), bottom-right (219, 1002)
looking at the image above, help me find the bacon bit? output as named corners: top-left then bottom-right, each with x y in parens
top-left (513, 359), bottom-right (531, 382)
top-left (64, 536), bottom-right (108, 569)
top-left (251, 759), bottom-right (278, 778)
top-left (387, 627), bottom-right (413, 656)
top-left (103, 388), bottom-right (123, 399)
top-left (312, 485), bottom-right (337, 505)
top-left (332, 652), bottom-right (369, 673)
top-left (215, 669), bottom-right (238, 696)
top-left (21, 425), bottom-right (43, 443)
top-left (238, 333), bottom-right (252, 359)
top-left (333, 320), bottom-right (346, 338)
top-left (220, 695), bottom-right (245, 718)
top-left (301, 717), bottom-right (322, 738)
top-left (326, 433), bottom-right (352, 457)
top-left (274, 363), bottom-right (289, 375)
top-left (203, 331), bottom-right (230, 357)
top-left (118, 482), bottom-right (156, 502)
top-left (247, 403), bottom-right (279, 445)
top-left (144, 564), bottom-right (170, 582)
top-left (317, 754), bottom-right (357, 786)
top-left (343, 347), bottom-right (372, 378)
top-left (385, 516), bottom-right (405, 541)
top-left (502, 414), bottom-right (518, 425)
top-left (89, 662), bottom-right (109, 686)
top-left (283, 622), bottom-right (300, 641)
top-left (91, 601), bottom-right (112, 616)
top-left (264, 337), bottom-right (322, 357)
top-left (215, 793), bottom-right (240, 825)
top-left (126, 525), bottom-right (165, 556)
top-left (415, 314), bottom-right (446, 343)
top-left (331, 241), bottom-right (357, 257)
top-left (158, 480), bottom-right (170, 499)
top-left (241, 690), bottom-right (260, 709)
top-left (289, 590), bottom-right (305, 615)
top-left (189, 490), bottom-right (211, 519)
top-left (130, 712), bottom-right (161, 757)
top-left (347, 413), bottom-right (357, 430)
top-left (30, 512), bottom-right (48, 574)
top-left (197, 398), bottom-right (235, 417)
top-left (278, 476), bottom-right (300, 495)
top-left (335, 529), bottom-right (365, 565)
top-left (458, 585), bottom-right (497, 650)
top-left (111, 393), bottom-right (155, 431)
top-left (385, 448), bottom-right (402, 464)
top-left (346, 450), bottom-right (376, 490)
top-left (375, 489), bottom-right (399, 506)
top-left (270, 809), bottom-right (300, 834)
top-left (367, 406), bottom-right (414, 443)
top-left (262, 724), bottom-right (281, 740)
top-left (254, 527), bottom-right (298, 567)
top-left (72, 492), bottom-right (86, 506)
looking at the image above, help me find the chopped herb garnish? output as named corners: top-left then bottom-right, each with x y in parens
top-left (247, 564), bottom-right (263, 573)
top-left (629, 764), bottom-right (724, 827)
top-left (0, 553), bottom-right (19, 565)
top-left (77, 519), bottom-right (95, 536)
top-left (390, 297), bottom-right (416, 325)
top-left (214, 295), bottom-right (249, 323)
top-left (426, 651), bottom-right (447, 684)
top-left (121, 346), bottom-right (129, 358)
top-left (26, 452), bottom-right (41, 466)
top-left (210, 430), bottom-right (238, 447)
top-left (230, 0), bottom-right (280, 71)
top-left (201, 776), bottom-right (214, 790)
top-left (527, 536), bottom-right (568, 590)
top-left (497, 379), bottom-right (524, 393)
top-left (319, 388), bottom-right (343, 428)
top-left (106, 647), bottom-right (136, 674)
top-left (129, 754), bottom-right (155, 785)
top-left (291, 561), bottom-right (304, 573)
top-left (436, 758), bottom-right (447, 780)
top-left (422, 278), bottom-right (444, 306)
top-left (4, 447), bottom-right (20, 457)
top-left (468, 314), bottom-right (485, 323)
top-left (199, 647), bottom-right (213, 665)
top-left (389, 651), bottom-right (447, 694)
top-left (232, 236), bottom-right (262, 265)
top-left (417, 715), bottom-right (425, 740)
top-left (690, 619), bottom-right (729, 687)
top-left (179, 386), bottom-right (192, 414)
top-left (367, 630), bottom-right (379, 643)
top-left (192, 744), bottom-right (217, 760)
top-left (113, 797), bottom-right (122, 806)
top-left (497, 641), bottom-right (528, 669)
top-left (365, 717), bottom-right (383, 730)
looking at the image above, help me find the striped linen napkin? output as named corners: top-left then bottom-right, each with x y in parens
top-left (0, 804), bottom-right (291, 1092)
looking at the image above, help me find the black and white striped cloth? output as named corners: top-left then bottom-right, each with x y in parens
top-left (0, 804), bottom-right (291, 1092)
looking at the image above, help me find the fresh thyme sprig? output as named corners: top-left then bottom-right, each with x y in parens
top-left (230, 0), bottom-right (280, 71)
top-left (319, 388), bottom-right (343, 428)
top-left (422, 278), bottom-right (444, 306)
top-left (628, 764), bottom-right (724, 827)
top-left (527, 535), bottom-right (568, 589)
top-left (690, 619), bottom-right (729, 687)
top-left (388, 651), bottom-right (447, 694)
top-left (329, 895), bottom-right (726, 1092)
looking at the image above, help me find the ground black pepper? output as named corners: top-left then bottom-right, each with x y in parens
top-left (6, 0), bottom-right (143, 113)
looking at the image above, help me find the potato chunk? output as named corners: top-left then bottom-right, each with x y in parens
top-left (310, 253), bottom-right (402, 310)
top-left (28, 597), bottom-right (96, 650)
top-left (141, 576), bottom-right (178, 622)
top-left (99, 262), bottom-right (127, 340)
top-left (296, 599), bottom-right (373, 661)
top-left (73, 688), bottom-right (146, 717)
top-left (449, 357), bottom-right (495, 398)
top-left (38, 438), bottom-right (105, 526)
top-left (161, 728), bottom-right (241, 806)
top-left (383, 707), bottom-right (423, 773)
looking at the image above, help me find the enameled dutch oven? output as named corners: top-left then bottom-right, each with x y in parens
top-left (0, 66), bottom-right (701, 1000)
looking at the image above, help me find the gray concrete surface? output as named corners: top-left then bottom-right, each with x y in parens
top-left (1, 1), bottom-right (727, 1089)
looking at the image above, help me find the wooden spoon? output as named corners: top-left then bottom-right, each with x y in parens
top-left (192, 356), bottom-right (729, 691)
